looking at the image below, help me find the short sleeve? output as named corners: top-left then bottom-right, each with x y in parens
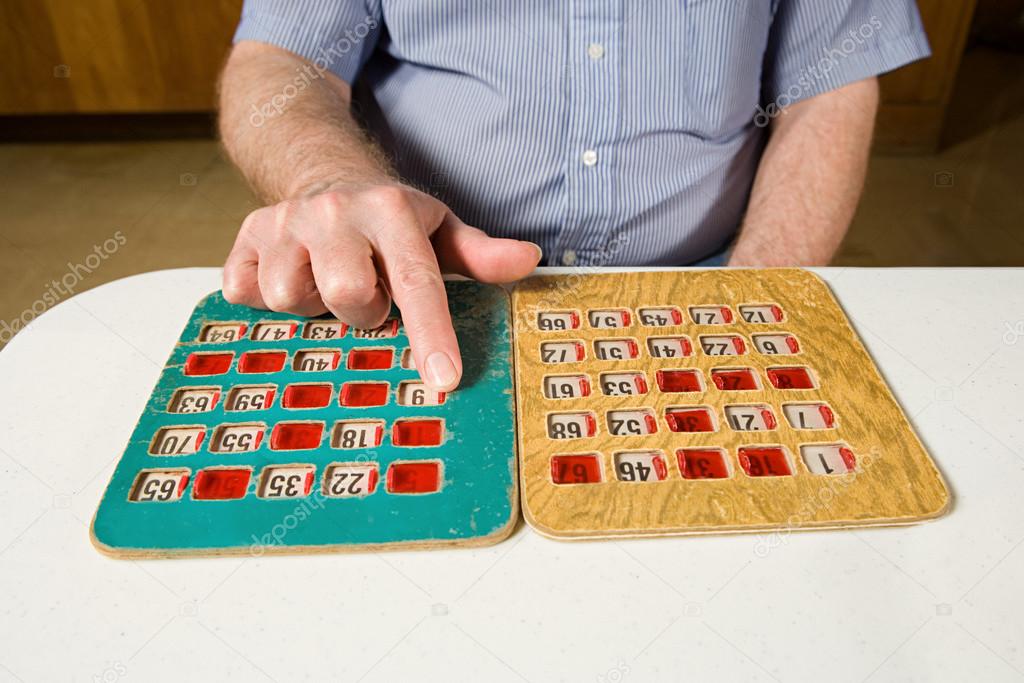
top-left (233, 0), bottom-right (384, 84)
top-left (763, 0), bottom-right (931, 106)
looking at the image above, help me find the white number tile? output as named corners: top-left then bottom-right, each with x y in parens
top-left (607, 409), bottom-right (658, 436)
top-left (782, 403), bottom-right (836, 429)
top-left (323, 463), bottom-right (379, 498)
top-left (541, 341), bottom-right (586, 363)
top-left (199, 323), bottom-right (247, 343)
top-left (593, 338), bottom-right (639, 361)
top-left (258, 465), bottom-right (315, 499)
top-left (397, 381), bottom-right (446, 406)
top-left (293, 349), bottom-right (341, 372)
top-left (613, 451), bottom-right (668, 482)
top-left (724, 405), bottom-right (777, 431)
top-left (588, 309), bottom-right (631, 328)
top-left (699, 335), bottom-right (747, 356)
top-left (647, 336), bottom-right (693, 359)
top-left (331, 420), bottom-right (385, 449)
top-left (599, 372), bottom-right (648, 396)
top-left (753, 334), bottom-right (800, 355)
top-left (303, 320), bottom-right (347, 340)
top-left (130, 469), bottom-right (190, 502)
top-left (739, 304), bottom-right (785, 323)
top-left (689, 306), bottom-right (733, 325)
top-left (210, 423), bottom-right (265, 453)
top-left (168, 387), bottom-right (220, 414)
top-left (250, 321), bottom-right (298, 341)
top-left (637, 307), bottom-right (683, 326)
top-left (800, 444), bottom-right (857, 475)
top-left (225, 385), bottom-right (276, 412)
top-left (537, 311), bottom-right (580, 331)
top-left (149, 426), bottom-right (205, 456)
top-left (352, 319), bottom-right (400, 338)
top-left (543, 375), bottom-right (591, 399)
top-left (546, 412), bottom-right (597, 439)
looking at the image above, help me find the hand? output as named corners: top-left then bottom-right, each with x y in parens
top-left (222, 182), bottom-right (541, 391)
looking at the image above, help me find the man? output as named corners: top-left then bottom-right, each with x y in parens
top-left (219, 1), bottom-right (929, 390)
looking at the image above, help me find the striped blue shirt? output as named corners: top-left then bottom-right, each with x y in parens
top-left (235, 0), bottom-right (929, 266)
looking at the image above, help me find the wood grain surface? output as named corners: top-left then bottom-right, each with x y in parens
top-left (512, 269), bottom-right (951, 539)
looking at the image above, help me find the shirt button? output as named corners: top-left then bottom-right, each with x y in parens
top-left (561, 250), bottom-right (578, 266)
top-left (587, 43), bottom-right (605, 60)
top-left (581, 149), bottom-right (598, 167)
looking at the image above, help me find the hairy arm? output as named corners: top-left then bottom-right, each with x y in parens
top-left (218, 41), bottom-right (540, 390)
top-left (729, 77), bottom-right (879, 266)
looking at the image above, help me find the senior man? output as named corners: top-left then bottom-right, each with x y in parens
top-left (218, 0), bottom-right (929, 390)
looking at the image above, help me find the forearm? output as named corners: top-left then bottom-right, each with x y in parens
top-left (729, 77), bottom-right (879, 266)
top-left (219, 41), bottom-right (395, 202)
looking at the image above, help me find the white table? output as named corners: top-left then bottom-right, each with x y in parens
top-left (1, 267), bottom-right (1022, 682)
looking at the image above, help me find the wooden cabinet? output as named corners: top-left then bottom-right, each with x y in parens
top-left (877, 0), bottom-right (979, 151)
top-left (0, 0), bottom-right (242, 113)
top-left (0, 0), bottom-right (977, 152)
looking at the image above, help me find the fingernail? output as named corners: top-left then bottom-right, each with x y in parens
top-left (425, 351), bottom-right (458, 389)
top-left (526, 241), bottom-right (544, 261)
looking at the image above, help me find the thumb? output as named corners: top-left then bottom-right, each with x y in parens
top-left (433, 215), bottom-right (542, 283)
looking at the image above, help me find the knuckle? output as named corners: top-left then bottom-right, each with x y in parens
top-left (362, 185), bottom-right (416, 220)
top-left (394, 260), bottom-right (443, 295)
top-left (262, 282), bottom-right (303, 312)
top-left (318, 273), bottom-right (377, 309)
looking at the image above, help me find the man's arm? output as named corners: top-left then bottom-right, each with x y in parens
top-left (219, 41), bottom-right (541, 390)
top-left (728, 77), bottom-right (879, 266)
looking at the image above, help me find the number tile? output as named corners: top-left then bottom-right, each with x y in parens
top-left (281, 383), bottom-right (333, 409)
top-left (738, 446), bottom-right (794, 477)
top-left (537, 310), bottom-right (581, 331)
top-left (655, 369), bottom-right (703, 393)
top-left (238, 350), bottom-right (288, 374)
top-left (664, 407), bottom-right (717, 433)
top-left (192, 467), bottom-right (252, 500)
top-left (676, 448), bottom-right (731, 480)
top-left (149, 426), bottom-right (205, 456)
top-left (800, 444), bottom-right (857, 475)
top-left (184, 352), bottom-right (234, 376)
top-left (198, 323), bottom-right (247, 343)
top-left (588, 309), bottom-right (631, 328)
top-left (292, 349), bottom-right (341, 372)
top-left (257, 465), bottom-right (315, 499)
top-left (550, 454), bottom-right (602, 485)
top-left (606, 409), bottom-right (658, 436)
top-left (546, 412), bottom-right (598, 440)
top-left (302, 320), bottom-right (347, 340)
top-left (331, 420), bottom-right (385, 449)
top-left (210, 423), bottom-right (265, 453)
top-left (711, 368), bottom-right (760, 391)
top-left (540, 341), bottom-right (587, 363)
top-left (339, 382), bottom-right (390, 407)
top-left (613, 450), bottom-right (668, 482)
top-left (397, 381), bottom-right (446, 406)
top-left (269, 422), bottom-right (324, 451)
top-left (593, 338), bottom-right (639, 361)
top-left (323, 463), bottom-right (379, 498)
top-left (250, 321), bottom-right (298, 341)
top-left (386, 461), bottom-right (442, 494)
top-left (392, 419), bottom-right (444, 447)
top-left (130, 469), bottom-right (190, 502)
top-left (225, 385), bottom-right (276, 411)
top-left (647, 336), bottom-right (693, 359)
top-left (766, 366), bottom-right (816, 390)
top-left (168, 387), bottom-right (220, 413)
top-left (347, 348), bottom-right (394, 370)
top-left (739, 304), bottom-right (784, 323)
top-left (599, 372), bottom-right (648, 396)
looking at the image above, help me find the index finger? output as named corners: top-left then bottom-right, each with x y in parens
top-left (376, 230), bottom-right (461, 392)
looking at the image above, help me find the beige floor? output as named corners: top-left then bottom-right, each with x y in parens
top-left (1, 47), bottom-right (1022, 346)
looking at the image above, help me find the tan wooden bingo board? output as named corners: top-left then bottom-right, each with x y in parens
top-left (511, 269), bottom-right (950, 539)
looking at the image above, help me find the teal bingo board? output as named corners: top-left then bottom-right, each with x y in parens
top-left (91, 282), bottom-right (517, 558)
